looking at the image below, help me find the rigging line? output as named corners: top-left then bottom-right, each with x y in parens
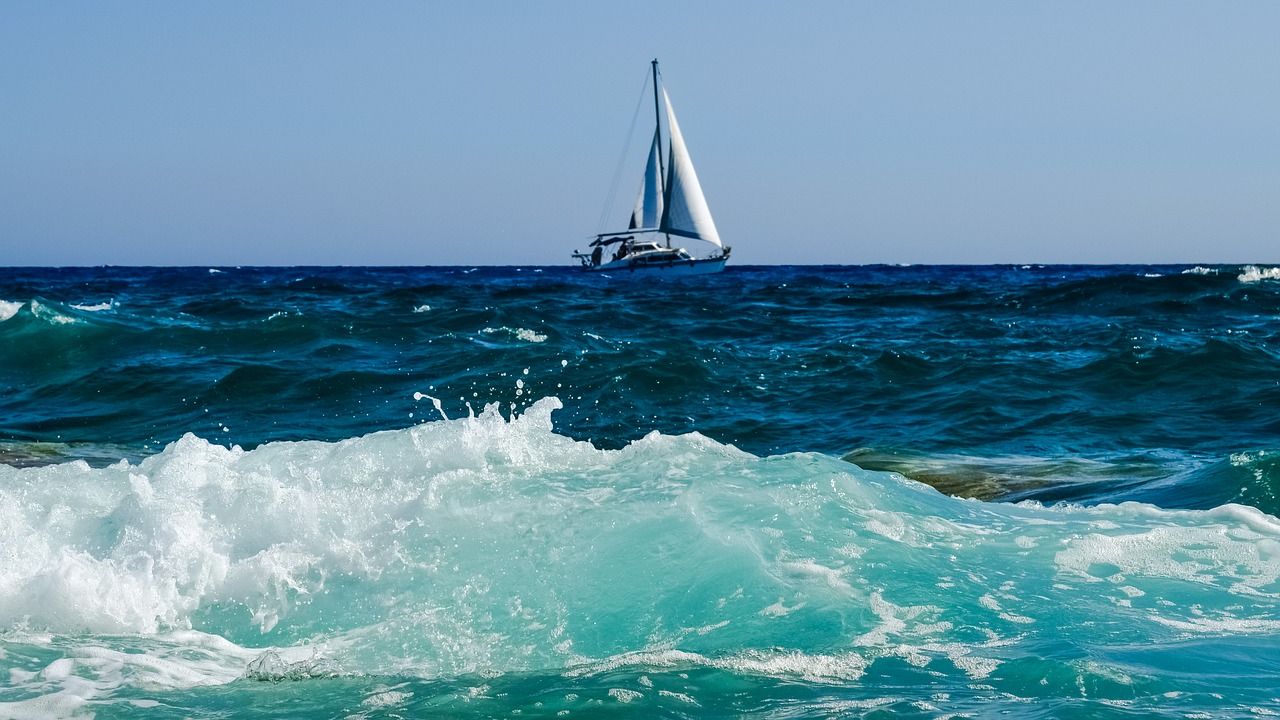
top-left (596, 67), bottom-right (652, 236)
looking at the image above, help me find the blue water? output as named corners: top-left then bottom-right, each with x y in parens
top-left (2, 265), bottom-right (1279, 718)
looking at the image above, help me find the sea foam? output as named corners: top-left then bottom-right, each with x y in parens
top-left (1238, 265), bottom-right (1280, 283)
top-left (69, 300), bottom-right (113, 312)
top-left (2, 398), bottom-right (1279, 712)
top-left (0, 300), bottom-right (21, 322)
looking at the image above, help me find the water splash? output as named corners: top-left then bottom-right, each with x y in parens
top-left (1, 400), bottom-right (1277, 715)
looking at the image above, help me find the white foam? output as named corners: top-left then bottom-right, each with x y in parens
top-left (0, 300), bottom-right (24, 321)
top-left (607, 687), bottom-right (642, 703)
top-left (3, 404), bottom-right (1279, 707)
top-left (949, 652), bottom-right (1000, 680)
top-left (721, 649), bottom-right (871, 683)
top-left (810, 697), bottom-right (900, 713)
top-left (1182, 266), bottom-right (1218, 275)
top-left (1238, 265), bottom-right (1280, 283)
top-left (1149, 616), bottom-right (1280, 634)
top-left (28, 300), bottom-right (77, 325)
top-left (481, 327), bottom-right (548, 343)
top-left (0, 398), bottom-right (590, 637)
top-left (0, 630), bottom-right (265, 720)
top-left (1053, 519), bottom-right (1280, 597)
top-left (567, 648), bottom-right (871, 684)
top-left (69, 301), bottom-right (113, 312)
top-left (657, 689), bottom-right (699, 705)
top-left (778, 559), bottom-right (852, 591)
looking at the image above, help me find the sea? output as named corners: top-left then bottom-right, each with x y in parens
top-left (2, 264), bottom-right (1279, 719)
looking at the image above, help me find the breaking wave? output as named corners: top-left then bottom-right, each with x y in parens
top-left (2, 399), bottom-right (1278, 716)
top-left (1238, 265), bottom-right (1280, 283)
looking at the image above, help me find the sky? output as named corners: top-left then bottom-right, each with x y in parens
top-left (2, 1), bottom-right (1278, 266)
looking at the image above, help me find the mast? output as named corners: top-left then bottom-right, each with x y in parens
top-left (651, 59), bottom-right (664, 183)
top-left (652, 58), bottom-right (671, 248)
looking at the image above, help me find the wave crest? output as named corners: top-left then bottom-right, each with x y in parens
top-left (1238, 265), bottom-right (1280, 283)
top-left (1, 399), bottom-right (1278, 686)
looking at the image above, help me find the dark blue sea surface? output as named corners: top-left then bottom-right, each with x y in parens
top-left (2, 264), bottom-right (1279, 718)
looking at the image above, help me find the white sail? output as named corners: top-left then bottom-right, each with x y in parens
top-left (659, 88), bottom-right (722, 248)
top-left (628, 129), bottom-right (664, 230)
top-left (573, 61), bottom-right (729, 274)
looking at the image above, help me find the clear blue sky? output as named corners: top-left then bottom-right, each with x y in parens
top-left (2, 1), bottom-right (1277, 265)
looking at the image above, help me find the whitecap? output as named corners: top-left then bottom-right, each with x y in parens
top-left (0, 299), bottom-right (22, 321)
top-left (70, 300), bottom-right (114, 312)
top-left (29, 300), bottom-right (77, 325)
top-left (481, 326), bottom-right (548, 343)
top-left (1238, 265), bottom-right (1280, 283)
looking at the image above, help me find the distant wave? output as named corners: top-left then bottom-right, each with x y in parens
top-left (1238, 265), bottom-right (1280, 283)
top-left (0, 298), bottom-right (104, 325)
top-left (5, 264), bottom-right (1280, 468)
top-left (70, 299), bottom-right (114, 312)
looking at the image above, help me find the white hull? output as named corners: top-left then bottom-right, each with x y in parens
top-left (582, 255), bottom-right (726, 275)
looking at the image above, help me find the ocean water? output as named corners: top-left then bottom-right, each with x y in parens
top-left (2, 264), bottom-right (1279, 718)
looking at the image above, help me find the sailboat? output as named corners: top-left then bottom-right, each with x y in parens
top-left (573, 60), bottom-right (731, 275)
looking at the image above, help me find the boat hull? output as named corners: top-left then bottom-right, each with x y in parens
top-left (581, 256), bottom-right (727, 275)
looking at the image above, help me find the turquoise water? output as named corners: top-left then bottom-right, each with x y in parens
top-left (2, 265), bottom-right (1280, 717)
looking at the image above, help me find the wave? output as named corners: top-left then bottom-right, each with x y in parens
top-left (1145, 450), bottom-right (1280, 513)
top-left (4, 399), bottom-right (1278, 656)
top-left (0, 297), bottom-right (130, 331)
top-left (7, 264), bottom-right (1280, 468)
top-left (0, 299), bottom-right (21, 322)
top-left (0, 299), bottom-right (81, 326)
top-left (6, 269), bottom-right (1280, 470)
top-left (1238, 265), bottom-right (1280, 283)
top-left (69, 300), bottom-right (114, 312)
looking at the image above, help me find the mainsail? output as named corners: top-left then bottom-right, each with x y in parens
top-left (659, 89), bottom-right (722, 248)
top-left (628, 129), bottom-right (664, 230)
